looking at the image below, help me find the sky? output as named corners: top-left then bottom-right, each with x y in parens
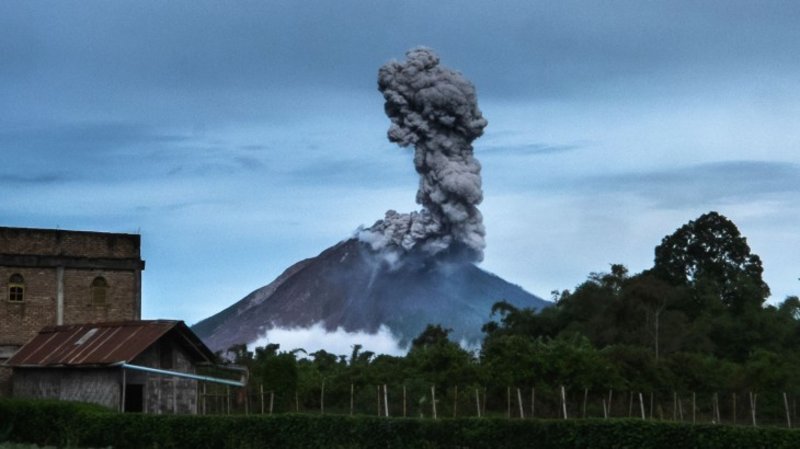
top-left (2, 1), bottom-right (799, 333)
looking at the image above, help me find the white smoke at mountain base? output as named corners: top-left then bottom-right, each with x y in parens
top-left (359, 48), bottom-right (488, 263)
top-left (248, 322), bottom-right (407, 357)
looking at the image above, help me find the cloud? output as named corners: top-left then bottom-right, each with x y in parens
top-left (248, 322), bottom-right (407, 358)
top-left (482, 142), bottom-right (588, 157)
top-left (580, 160), bottom-right (800, 208)
top-left (0, 173), bottom-right (71, 186)
top-left (0, 122), bottom-right (186, 155)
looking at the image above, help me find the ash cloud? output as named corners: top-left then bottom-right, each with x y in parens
top-left (359, 48), bottom-right (488, 263)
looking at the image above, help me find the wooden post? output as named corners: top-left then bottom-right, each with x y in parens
top-left (531, 387), bottom-right (535, 418)
top-left (475, 388), bottom-right (481, 418)
top-left (607, 390), bottom-right (613, 417)
top-left (120, 368), bottom-right (127, 413)
top-left (672, 391), bottom-right (677, 421)
top-left (482, 387), bottom-right (487, 417)
top-left (269, 391), bottom-right (274, 415)
top-left (383, 384), bottom-right (389, 418)
top-left (431, 385), bottom-right (437, 420)
top-left (517, 387), bottom-right (524, 419)
top-left (602, 399), bottom-right (608, 419)
top-left (377, 385), bottom-right (381, 416)
top-left (156, 376), bottom-right (162, 415)
top-left (403, 384), bottom-right (407, 417)
top-left (506, 387), bottom-right (511, 419)
top-left (453, 385), bottom-right (458, 418)
top-left (320, 379), bottom-right (326, 414)
top-left (561, 386), bottom-right (568, 419)
top-left (639, 392), bottom-right (645, 420)
top-left (678, 397), bottom-right (684, 422)
top-left (713, 393), bottom-right (718, 423)
top-left (749, 392), bottom-right (757, 427)
top-left (714, 392), bottom-right (721, 424)
top-left (244, 385), bottom-right (249, 416)
top-left (260, 384), bottom-right (265, 414)
top-left (784, 392), bottom-right (791, 428)
top-left (350, 383), bottom-right (354, 416)
top-left (583, 388), bottom-right (589, 418)
top-left (628, 392), bottom-right (633, 417)
top-left (202, 382), bottom-right (207, 415)
top-left (649, 392), bottom-right (653, 419)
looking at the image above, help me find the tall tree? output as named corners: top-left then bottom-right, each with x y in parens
top-left (652, 211), bottom-right (769, 311)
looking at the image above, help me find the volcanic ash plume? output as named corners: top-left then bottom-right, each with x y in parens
top-left (359, 48), bottom-right (488, 263)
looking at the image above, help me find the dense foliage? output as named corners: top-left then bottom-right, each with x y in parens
top-left (217, 212), bottom-right (799, 424)
top-left (4, 399), bottom-right (800, 449)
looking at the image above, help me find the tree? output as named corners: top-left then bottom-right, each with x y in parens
top-left (652, 211), bottom-right (769, 311)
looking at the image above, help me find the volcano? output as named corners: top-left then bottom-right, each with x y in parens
top-left (194, 48), bottom-right (548, 353)
top-left (192, 239), bottom-right (548, 353)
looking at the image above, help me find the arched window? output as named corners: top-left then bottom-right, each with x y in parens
top-left (91, 276), bottom-right (108, 305)
top-left (8, 274), bottom-right (24, 302)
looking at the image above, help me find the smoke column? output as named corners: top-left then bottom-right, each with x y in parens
top-left (359, 48), bottom-right (488, 263)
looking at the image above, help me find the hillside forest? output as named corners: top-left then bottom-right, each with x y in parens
top-left (220, 211), bottom-right (800, 422)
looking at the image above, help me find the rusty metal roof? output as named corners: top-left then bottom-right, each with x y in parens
top-left (6, 320), bottom-right (216, 367)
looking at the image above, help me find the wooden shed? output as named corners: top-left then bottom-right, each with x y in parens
top-left (5, 320), bottom-right (243, 413)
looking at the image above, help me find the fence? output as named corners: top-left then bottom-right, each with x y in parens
top-left (195, 382), bottom-right (799, 428)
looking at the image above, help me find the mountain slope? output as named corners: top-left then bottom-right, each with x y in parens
top-left (192, 239), bottom-right (549, 353)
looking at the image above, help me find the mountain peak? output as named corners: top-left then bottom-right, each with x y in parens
top-left (192, 239), bottom-right (549, 354)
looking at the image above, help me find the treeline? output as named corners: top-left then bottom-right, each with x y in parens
top-left (218, 211), bottom-right (800, 425)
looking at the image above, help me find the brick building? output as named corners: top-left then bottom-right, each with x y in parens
top-left (0, 226), bottom-right (145, 395)
top-left (6, 321), bottom-right (234, 413)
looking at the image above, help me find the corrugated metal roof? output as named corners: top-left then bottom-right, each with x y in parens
top-left (6, 320), bottom-right (216, 367)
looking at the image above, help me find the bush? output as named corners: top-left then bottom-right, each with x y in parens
top-left (2, 399), bottom-right (800, 449)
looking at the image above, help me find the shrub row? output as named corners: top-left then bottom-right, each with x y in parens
top-left (2, 399), bottom-right (800, 449)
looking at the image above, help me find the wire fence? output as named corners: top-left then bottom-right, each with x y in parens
top-left (196, 382), bottom-right (799, 428)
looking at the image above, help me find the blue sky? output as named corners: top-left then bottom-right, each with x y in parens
top-left (2, 1), bottom-right (799, 325)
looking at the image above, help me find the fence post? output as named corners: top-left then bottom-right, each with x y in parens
top-left (384, 384), bottom-right (389, 418)
top-left (260, 384), bottom-right (265, 414)
top-left (517, 387), bottom-right (524, 419)
top-left (475, 388), bottom-right (481, 418)
top-left (432, 385), bottom-right (438, 420)
top-left (583, 388), bottom-right (588, 418)
top-left (320, 378), bottom-right (326, 415)
top-left (403, 384), bottom-right (407, 417)
top-left (506, 387), bottom-right (511, 419)
top-left (784, 392), bottom-right (791, 428)
top-left (561, 385), bottom-right (568, 419)
top-left (453, 385), bottom-right (458, 418)
top-left (639, 392), bottom-right (645, 420)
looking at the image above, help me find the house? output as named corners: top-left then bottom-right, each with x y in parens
top-left (5, 320), bottom-right (243, 413)
top-left (0, 226), bottom-right (145, 395)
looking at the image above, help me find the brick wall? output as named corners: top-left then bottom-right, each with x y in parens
top-left (0, 227), bottom-right (140, 259)
top-left (0, 226), bottom-right (144, 397)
